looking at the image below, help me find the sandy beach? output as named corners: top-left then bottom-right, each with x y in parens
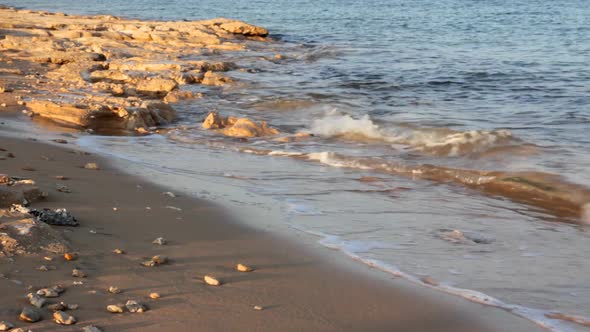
top-left (0, 136), bottom-right (545, 331)
top-left (0, 4), bottom-right (579, 332)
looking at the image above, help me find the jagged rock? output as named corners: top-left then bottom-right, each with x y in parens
top-left (19, 307), bottom-right (41, 322)
top-left (106, 304), bottom-right (124, 313)
top-left (125, 300), bottom-right (147, 313)
top-left (53, 310), bottom-right (76, 325)
top-left (0, 320), bottom-right (14, 331)
top-left (28, 207), bottom-right (79, 226)
top-left (204, 275), bottom-right (221, 286)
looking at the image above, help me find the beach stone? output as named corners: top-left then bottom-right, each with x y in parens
top-left (253, 305), bottom-right (263, 311)
top-left (64, 252), bottom-right (78, 261)
top-left (51, 285), bottom-right (65, 294)
top-left (82, 325), bottom-right (102, 332)
top-left (53, 310), bottom-right (76, 325)
top-left (19, 307), bottom-right (41, 322)
top-left (27, 293), bottom-right (46, 308)
top-left (106, 304), bottom-right (125, 313)
top-left (152, 237), bottom-right (167, 245)
top-left (236, 263), bottom-right (254, 272)
top-left (36, 288), bottom-right (59, 297)
top-left (11, 328), bottom-right (32, 332)
top-left (149, 292), bottom-right (160, 299)
top-left (84, 163), bottom-right (99, 170)
top-left (125, 300), bottom-right (147, 313)
top-left (47, 302), bottom-right (67, 311)
top-left (67, 303), bottom-right (79, 310)
top-left (27, 207), bottom-right (79, 226)
top-left (72, 269), bottom-right (87, 278)
top-left (204, 275), bottom-right (221, 286)
top-left (112, 248), bottom-right (125, 254)
top-left (0, 321), bottom-right (14, 331)
top-left (108, 286), bottom-right (122, 294)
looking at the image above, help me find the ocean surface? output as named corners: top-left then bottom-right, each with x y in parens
top-left (3, 0), bottom-right (590, 330)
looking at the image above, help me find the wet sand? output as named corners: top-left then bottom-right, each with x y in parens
top-left (0, 135), bottom-right (545, 331)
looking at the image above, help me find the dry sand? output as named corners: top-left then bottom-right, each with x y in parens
top-left (0, 135), bottom-right (544, 331)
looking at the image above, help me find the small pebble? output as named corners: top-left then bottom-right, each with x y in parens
top-left (163, 191), bottom-right (176, 197)
top-left (47, 302), bottom-right (66, 311)
top-left (36, 288), bottom-right (59, 298)
top-left (149, 292), bottom-right (161, 299)
top-left (72, 269), bottom-right (87, 278)
top-left (236, 263), bottom-right (254, 272)
top-left (82, 325), bottom-right (103, 332)
top-left (53, 139), bottom-right (68, 144)
top-left (64, 252), bottom-right (78, 261)
top-left (56, 184), bottom-right (71, 193)
top-left (106, 304), bottom-right (124, 313)
top-left (108, 286), bottom-right (122, 294)
top-left (204, 275), bottom-right (221, 286)
top-left (53, 310), bottom-right (76, 325)
top-left (125, 300), bottom-right (147, 313)
top-left (112, 248), bottom-right (125, 254)
top-left (152, 237), bottom-right (167, 245)
top-left (84, 162), bottom-right (99, 170)
top-left (43, 256), bottom-right (54, 261)
top-left (254, 305), bottom-right (263, 311)
top-left (55, 175), bottom-right (68, 180)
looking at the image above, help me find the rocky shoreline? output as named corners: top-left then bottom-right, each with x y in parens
top-left (0, 6), bottom-right (268, 134)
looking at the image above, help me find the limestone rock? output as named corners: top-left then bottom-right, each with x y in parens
top-left (218, 21), bottom-right (269, 37)
top-left (200, 71), bottom-right (233, 86)
top-left (19, 307), bottom-right (41, 322)
top-left (125, 300), bottom-right (147, 313)
top-left (201, 111), bottom-right (279, 138)
top-left (204, 275), bottom-right (221, 286)
top-left (0, 213), bottom-right (70, 256)
top-left (0, 320), bottom-right (14, 331)
top-left (53, 310), bottom-right (76, 325)
top-left (136, 78), bottom-right (178, 97)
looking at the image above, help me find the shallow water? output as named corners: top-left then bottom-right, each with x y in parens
top-left (4, 0), bottom-right (590, 330)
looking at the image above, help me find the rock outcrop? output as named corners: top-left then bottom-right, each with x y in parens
top-left (0, 7), bottom-right (269, 133)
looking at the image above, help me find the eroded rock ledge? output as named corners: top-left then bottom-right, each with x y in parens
top-left (0, 7), bottom-right (269, 132)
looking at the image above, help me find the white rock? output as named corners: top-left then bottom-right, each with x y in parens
top-left (236, 263), bottom-right (254, 272)
top-left (204, 275), bottom-right (221, 286)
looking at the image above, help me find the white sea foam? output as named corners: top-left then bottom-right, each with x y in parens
top-left (310, 113), bottom-right (517, 156)
top-left (288, 225), bottom-right (588, 332)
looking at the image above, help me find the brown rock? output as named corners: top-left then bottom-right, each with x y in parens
top-left (136, 78), bottom-right (178, 97)
top-left (218, 21), bottom-right (269, 37)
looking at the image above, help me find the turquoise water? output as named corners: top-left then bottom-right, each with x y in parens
top-left (4, 1), bottom-right (590, 330)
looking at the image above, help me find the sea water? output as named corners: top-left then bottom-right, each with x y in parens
top-left (4, 0), bottom-right (590, 330)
